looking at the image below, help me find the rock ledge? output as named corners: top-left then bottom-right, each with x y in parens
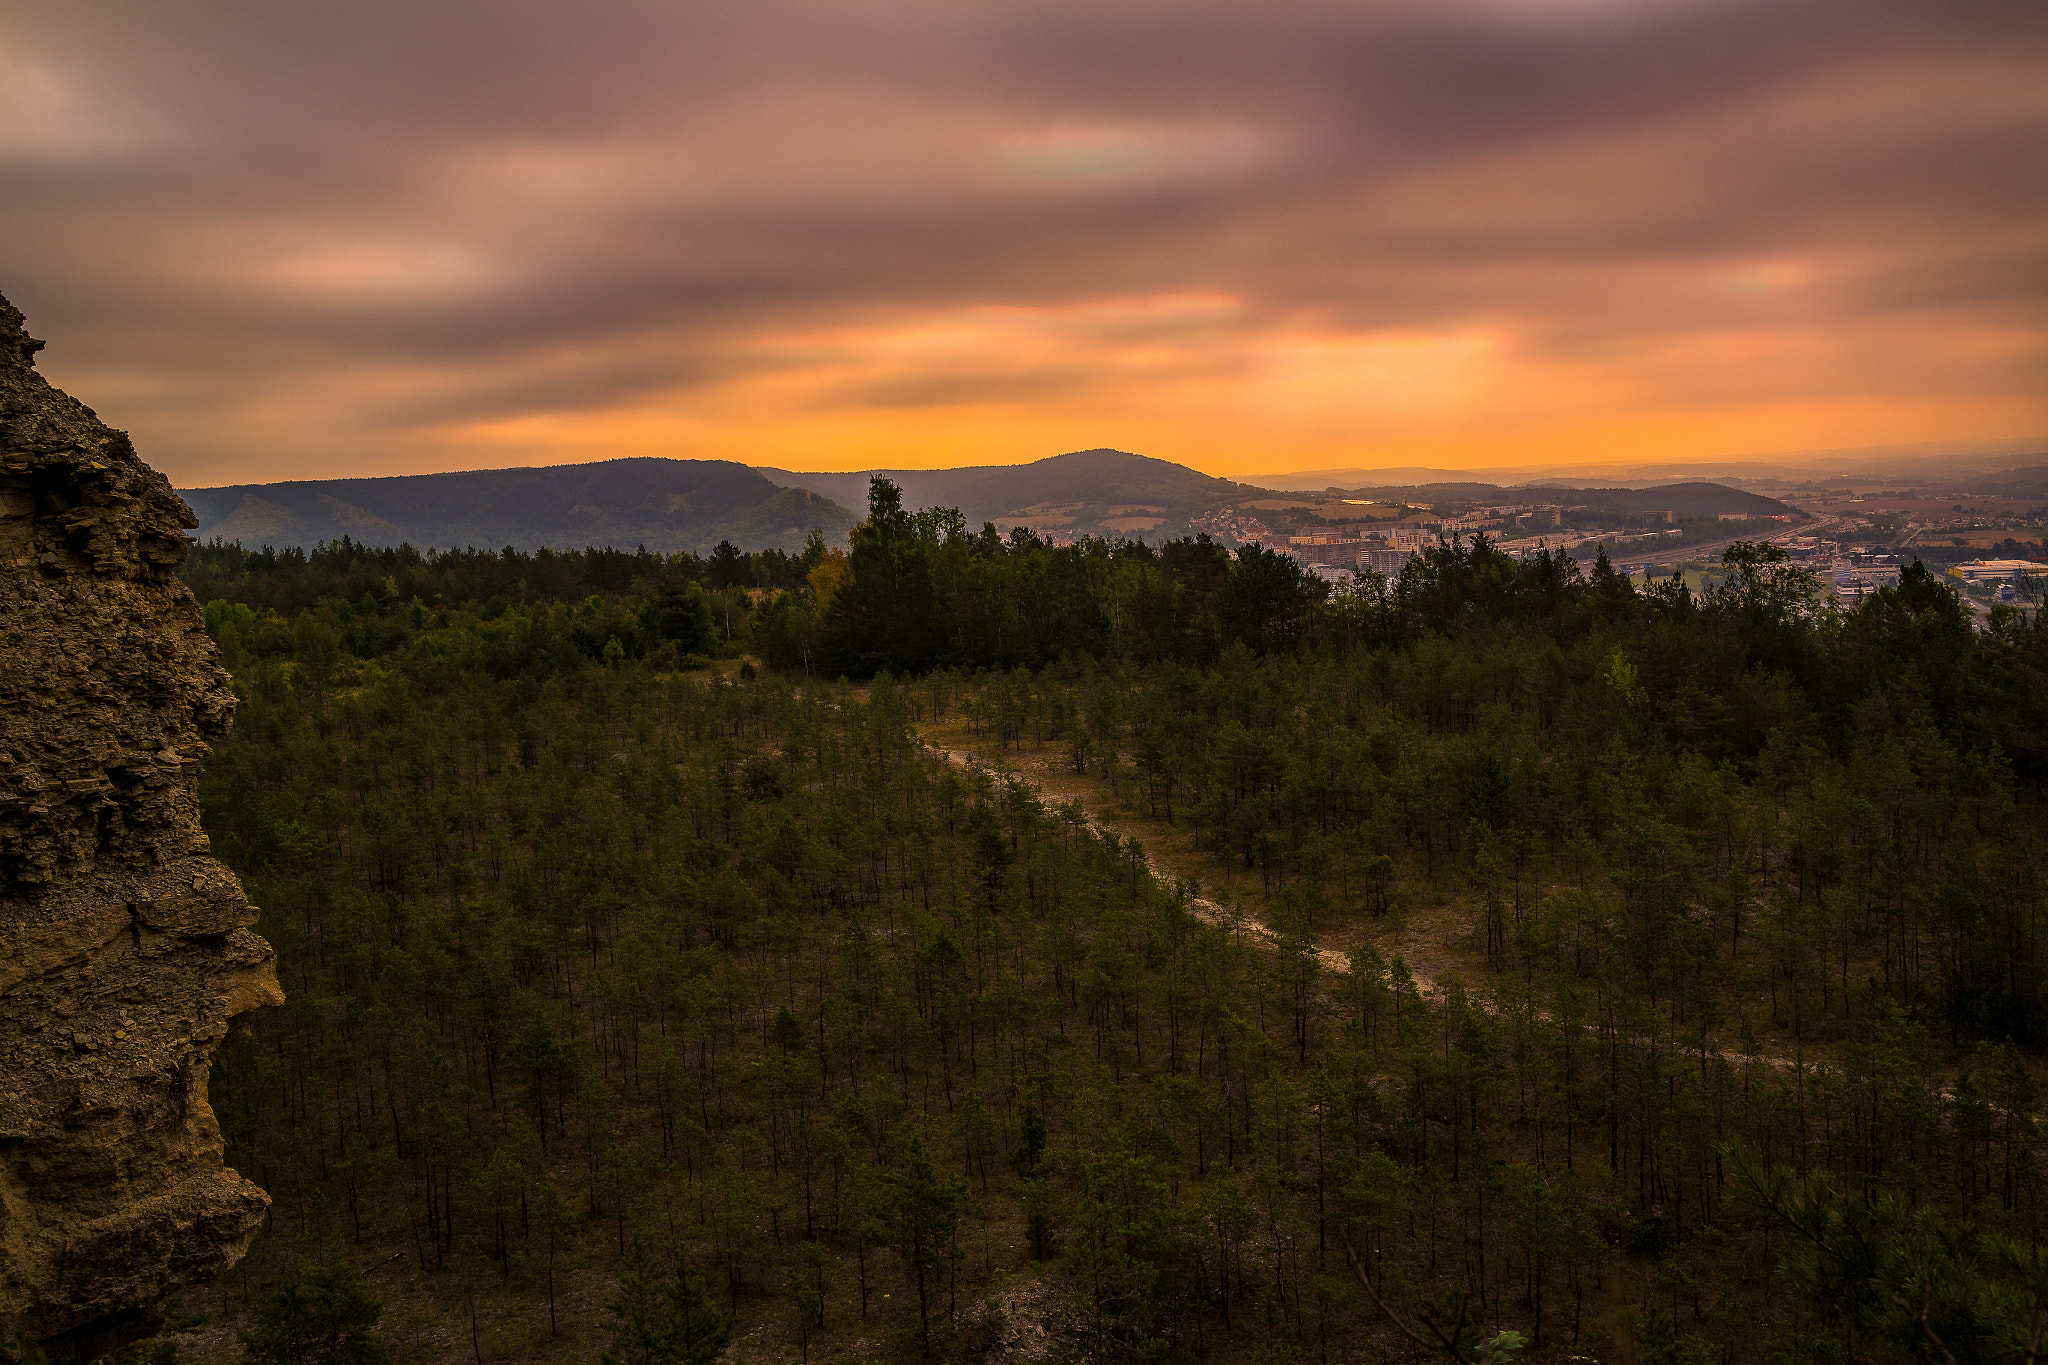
top-left (0, 291), bottom-right (282, 1359)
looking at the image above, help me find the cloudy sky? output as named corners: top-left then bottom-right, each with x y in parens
top-left (3, 0), bottom-right (2043, 486)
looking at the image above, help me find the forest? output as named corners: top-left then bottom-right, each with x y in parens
top-left (156, 476), bottom-right (2048, 1364)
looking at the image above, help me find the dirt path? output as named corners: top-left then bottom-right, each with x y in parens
top-left (917, 725), bottom-right (1827, 1080)
top-left (928, 740), bottom-right (1348, 976)
top-left (919, 727), bottom-right (1476, 992)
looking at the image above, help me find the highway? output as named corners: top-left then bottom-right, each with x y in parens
top-left (1607, 513), bottom-right (1847, 569)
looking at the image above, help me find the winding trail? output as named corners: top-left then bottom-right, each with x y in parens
top-left (926, 739), bottom-right (1425, 986)
top-left (921, 733), bottom-right (1824, 1079)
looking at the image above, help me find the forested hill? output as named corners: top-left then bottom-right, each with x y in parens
top-left (168, 478), bottom-right (2048, 1364)
top-left (179, 457), bottom-right (857, 554)
top-left (1991, 464), bottom-right (2048, 496)
top-left (757, 448), bottom-right (1257, 535)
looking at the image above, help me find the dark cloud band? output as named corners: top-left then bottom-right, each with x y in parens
top-left (2, 0), bottom-right (2041, 479)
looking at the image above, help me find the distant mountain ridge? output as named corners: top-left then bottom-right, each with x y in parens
top-left (758, 449), bottom-right (1255, 534)
top-left (180, 450), bottom-right (1792, 555)
top-left (181, 458), bottom-right (855, 554)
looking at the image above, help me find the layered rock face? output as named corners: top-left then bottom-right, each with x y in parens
top-left (0, 292), bottom-right (282, 1358)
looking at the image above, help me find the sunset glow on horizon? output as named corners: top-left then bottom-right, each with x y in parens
top-left (3, 0), bottom-right (2042, 487)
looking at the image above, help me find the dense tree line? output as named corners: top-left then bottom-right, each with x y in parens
top-left (185, 533), bottom-right (830, 669)
top-left (170, 480), bottom-right (2048, 1363)
top-left (755, 479), bottom-right (1330, 677)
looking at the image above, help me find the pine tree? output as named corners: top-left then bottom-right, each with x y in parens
top-left (236, 1259), bottom-right (392, 1365)
top-left (600, 1242), bottom-right (731, 1365)
top-left (876, 1135), bottom-right (968, 1353)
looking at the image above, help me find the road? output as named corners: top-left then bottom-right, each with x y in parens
top-left (1607, 513), bottom-right (1845, 569)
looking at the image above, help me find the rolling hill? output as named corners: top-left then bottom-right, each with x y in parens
top-left (180, 448), bottom-right (1792, 555)
top-left (758, 448), bottom-right (1256, 535)
top-left (1988, 465), bottom-right (2048, 497)
top-left (180, 458), bottom-right (855, 554)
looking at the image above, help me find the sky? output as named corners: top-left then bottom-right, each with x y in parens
top-left (2, 0), bottom-right (2043, 488)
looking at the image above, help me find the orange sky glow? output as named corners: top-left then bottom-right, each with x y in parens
top-left (4, 0), bottom-right (2043, 486)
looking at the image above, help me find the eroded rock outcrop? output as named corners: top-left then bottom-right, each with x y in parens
top-left (0, 292), bottom-right (281, 1358)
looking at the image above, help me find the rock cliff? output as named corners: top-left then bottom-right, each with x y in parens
top-left (0, 292), bottom-right (282, 1359)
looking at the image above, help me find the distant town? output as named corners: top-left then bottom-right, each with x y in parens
top-left (1155, 483), bottom-right (2048, 615)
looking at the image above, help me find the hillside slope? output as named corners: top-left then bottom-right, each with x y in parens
top-left (1989, 464), bottom-right (2048, 497)
top-left (181, 458), bottom-right (855, 553)
top-left (759, 448), bottom-right (1257, 533)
